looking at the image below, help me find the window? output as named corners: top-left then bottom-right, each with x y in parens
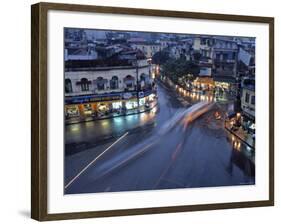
top-left (223, 53), bottom-right (228, 60)
top-left (124, 75), bottom-right (135, 89)
top-left (251, 95), bottom-right (255, 105)
top-left (245, 92), bottom-right (250, 103)
top-left (216, 53), bottom-right (220, 60)
top-left (110, 76), bottom-right (119, 89)
top-left (80, 78), bottom-right (90, 91)
top-left (96, 77), bottom-right (106, 90)
top-left (65, 79), bottom-right (72, 93)
top-left (126, 82), bottom-right (133, 88)
top-left (140, 73), bottom-right (147, 82)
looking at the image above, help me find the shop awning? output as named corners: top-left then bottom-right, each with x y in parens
top-left (213, 75), bottom-right (237, 84)
top-left (193, 77), bottom-right (215, 85)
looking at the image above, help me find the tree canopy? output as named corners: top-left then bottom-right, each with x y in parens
top-left (161, 58), bottom-right (200, 83)
top-left (152, 50), bottom-right (170, 65)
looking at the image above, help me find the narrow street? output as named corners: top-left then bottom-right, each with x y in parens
top-left (64, 82), bottom-right (255, 194)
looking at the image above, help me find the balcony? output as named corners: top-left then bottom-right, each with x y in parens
top-left (214, 59), bottom-right (236, 64)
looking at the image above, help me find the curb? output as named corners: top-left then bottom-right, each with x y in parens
top-left (224, 126), bottom-right (255, 150)
top-left (66, 103), bottom-right (158, 126)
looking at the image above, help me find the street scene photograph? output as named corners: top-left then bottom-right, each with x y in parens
top-left (64, 28), bottom-right (256, 194)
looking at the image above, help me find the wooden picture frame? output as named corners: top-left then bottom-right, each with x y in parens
top-left (31, 2), bottom-right (274, 221)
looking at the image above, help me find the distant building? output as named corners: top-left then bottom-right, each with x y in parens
top-left (84, 30), bottom-right (107, 40)
top-left (188, 36), bottom-right (240, 95)
top-left (193, 36), bottom-right (214, 58)
top-left (212, 38), bottom-right (238, 77)
top-left (168, 44), bottom-right (191, 60)
top-left (128, 38), bottom-right (164, 58)
top-left (65, 48), bottom-right (98, 61)
top-left (238, 47), bottom-right (255, 77)
top-left (199, 67), bottom-right (212, 76)
top-left (210, 38), bottom-right (239, 95)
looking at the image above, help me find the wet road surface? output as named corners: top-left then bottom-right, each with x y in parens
top-left (64, 82), bottom-right (255, 194)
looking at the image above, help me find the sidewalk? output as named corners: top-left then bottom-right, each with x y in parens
top-left (225, 120), bottom-right (255, 149)
top-left (157, 79), bottom-right (191, 107)
top-left (66, 103), bottom-right (157, 125)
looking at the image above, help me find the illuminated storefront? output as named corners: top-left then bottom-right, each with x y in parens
top-left (65, 105), bottom-right (80, 118)
top-left (65, 90), bottom-right (157, 123)
top-left (112, 101), bottom-right (122, 109)
top-left (97, 102), bottom-right (110, 115)
top-left (213, 76), bottom-right (237, 92)
top-left (214, 81), bottom-right (230, 90)
top-left (148, 93), bottom-right (156, 101)
top-left (139, 98), bottom-right (145, 106)
top-left (82, 104), bottom-right (93, 116)
top-left (192, 77), bottom-right (214, 90)
top-left (125, 100), bottom-right (138, 110)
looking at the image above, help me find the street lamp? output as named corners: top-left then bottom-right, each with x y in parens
top-left (133, 57), bottom-right (140, 111)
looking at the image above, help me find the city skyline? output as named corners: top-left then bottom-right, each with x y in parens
top-left (65, 27), bottom-right (255, 41)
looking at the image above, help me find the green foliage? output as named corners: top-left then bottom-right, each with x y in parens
top-left (161, 58), bottom-right (200, 82)
top-left (152, 50), bottom-right (170, 65)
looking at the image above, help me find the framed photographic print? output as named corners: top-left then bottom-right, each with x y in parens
top-left (31, 2), bottom-right (274, 221)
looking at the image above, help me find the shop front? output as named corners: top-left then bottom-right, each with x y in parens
top-left (65, 105), bottom-right (80, 118)
top-left (192, 77), bottom-right (215, 91)
top-left (214, 81), bottom-right (230, 90)
top-left (99, 100), bottom-right (123, 117)
top-left (125, 99), bottom-right (138, 110)
top-left (81, 104), bottom-right (93, 116)
top-left (241, 112), bottom-right (255, 134)
top-left (213, 76), bottom-right (237, 98)
top-left (111, 101), bottom-right (123, 115)
top-left (97, 102), bottom-right (110, 117)
top-left (64, 90), bottom-right (157, 123)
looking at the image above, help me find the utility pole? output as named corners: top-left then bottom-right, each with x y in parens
top-left (135, 57), bottom-right (140, 111)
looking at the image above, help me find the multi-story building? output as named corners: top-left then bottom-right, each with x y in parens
top-left (211, 38), bottom-right (239, 95)
top-left (168, 44), bottom-right (192, 61)
top-left (193, 36), bottom-right (214, 58)
top-left (64, 49), bottom-right (157, 123)
top-left (238, 46), bottom-right (255, 77)
top-left (128, 38), bottom-right (164, 58)
top-left (240, 79), bottom-right (255, 133)
top-left (212, 38), bottom-right (238, 77)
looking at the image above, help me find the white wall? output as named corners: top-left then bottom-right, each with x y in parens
top-left (0, 0), bottom-right (280, 223)
top-left (65, 66), bottom-right (150, 94)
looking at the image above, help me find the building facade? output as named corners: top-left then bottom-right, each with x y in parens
top-left (241, 85), bottom-right (255, 120)
top-left (64, 58), bottom-right (157, 124)
top-left (193, 36), bottom-right (214, 58)
top-left (212, 38), bottom-right (239, 77)
top-left (241, 82), bottom-right (255, 133)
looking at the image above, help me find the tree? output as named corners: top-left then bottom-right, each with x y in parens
top-left (162, 58), bottom-right (200, 83)
top-left (152, 50), bottom-right (170, 65)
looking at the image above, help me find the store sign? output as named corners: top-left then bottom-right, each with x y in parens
top-left (65, 93), bottom-right (122, 104)
top-left (138, 91), bottom-right (144, 98)
top-left (91, 95), bottom-right (121, 102)
top-left (65, 90), bottom-right (155, 105)
top-left (122, 92), bottom-right (133, 99)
